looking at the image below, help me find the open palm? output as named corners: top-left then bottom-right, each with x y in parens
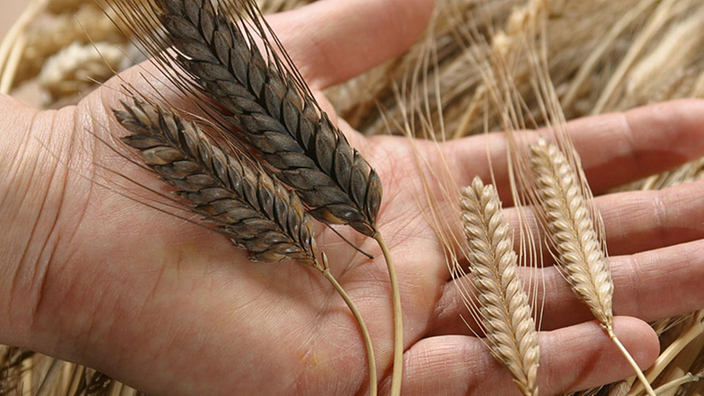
top-left (2, 1), bottom-right (704, 395)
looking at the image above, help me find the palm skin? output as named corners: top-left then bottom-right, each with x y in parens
top-left (2, 1), bottom-right (704, 395)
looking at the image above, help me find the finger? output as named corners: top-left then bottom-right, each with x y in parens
top-left (591, 180), bottom-right (704, 257)
top-left (543, 238), bottom-right (704, 330)
top-left (270, 0), bottom-right (436, 90)
top-left (383, 317), bottom-right (657, 395)
top-left (427, 175), bottom-right (704, 283)
top-left (505, 179), bottom-right (704, 264)
top-left (439, 100), bottom-right (704, 202)
top-left (431, 237), bottom-right (704, 336)
top-left (96, 0), bottom-right (438, 131)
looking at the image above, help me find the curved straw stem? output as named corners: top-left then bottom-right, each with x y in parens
top-left (606, 327), bottom-right (654, 396)
top-left (628, 310), bottom-right (704, 396)
top-left (653, 372), bottom-right (704, 394)
top-left (0, 35), bottom-right (27, 95)
top-left (321, 256), bottom-right (377, 396)
top-left (373, 231), bottom-right (403, 396)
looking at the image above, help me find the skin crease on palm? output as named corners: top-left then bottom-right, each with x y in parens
top-left (3, 0), bottom-right (704, 394)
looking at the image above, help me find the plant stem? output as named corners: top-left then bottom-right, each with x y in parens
top-left (321, 259), bottom-right (377, 396)
top-left (374, 231), bottom-right (404, 396)
top-left (628, 310), bottom-right (704, 396)
top-left (653, 372), bottom-right (703, 394)
top-left (607, 327), bottom-right (656, 396)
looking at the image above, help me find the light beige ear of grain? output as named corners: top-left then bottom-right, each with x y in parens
top-left (529, 138), bottom-right (614, 326)
top-left (461, 176), bottom-right (540, 396)
top-left (529, 138), bottom-right (655, 396)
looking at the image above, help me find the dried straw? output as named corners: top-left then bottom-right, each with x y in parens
top-left (38, 42), bottom-right (127, 105)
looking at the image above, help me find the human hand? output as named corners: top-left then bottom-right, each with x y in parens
top-left (1, 0), bottom-right (704, 395)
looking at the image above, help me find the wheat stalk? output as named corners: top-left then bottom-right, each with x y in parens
top-left (653, 372), bottom-right (704, 395)
top-left (116, 97), bottom-right (378, 395)
top-left (107, 1), bottom-right (402, 392)
top-left (460, 176), bottom-right (540, 396)
top-left (628, 310), bottom-right (704, 395)
top-left (529, 138), bottom-right (655, 396)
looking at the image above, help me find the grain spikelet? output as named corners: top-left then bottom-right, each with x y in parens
top-left (116, 96), bottom-right (378, 395)
top-left (116, 98), bottom-right (322, 268)
top-left (460, 177), bottom-right (540, 396)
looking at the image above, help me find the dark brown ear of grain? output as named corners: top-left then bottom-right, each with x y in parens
top-left (113, 0), bottom-right (382, 236)
top-left (116, 98), bottom-right (320, 268)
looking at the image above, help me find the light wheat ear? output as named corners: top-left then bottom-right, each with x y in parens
top-left (107, 1), bottom-right (402, 392)
top-left (528, 138), bottom-right (655, 396)
top-left (461, 176), bottom-right (540, 396)
top-left (115, 97), bottom-right (377, 395)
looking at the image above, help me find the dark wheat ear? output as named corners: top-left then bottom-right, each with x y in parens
top-left (116, 96), bottom-right (379, 395)
top-left (107, 1), bottom-right (398, 393)
top-left (115, 98), bottom-right (321, 269)
top-left (110, 0), bottom-right (383, 237)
